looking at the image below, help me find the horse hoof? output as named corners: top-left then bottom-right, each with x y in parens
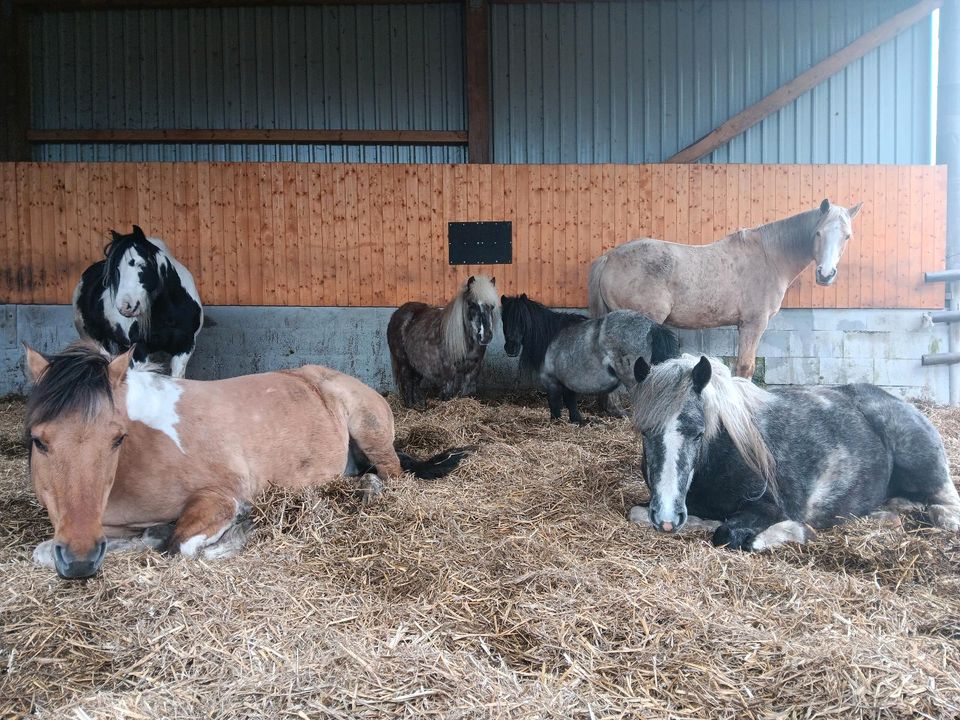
top-left (356, 473), bottom-right (385, 506)
top-left (142, 523), bottom-right (176, 551)
top-left (711, 525), bottom-right (755, 551)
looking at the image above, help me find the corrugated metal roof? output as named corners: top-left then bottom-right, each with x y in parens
top-left (32, 4), bottom-right (467, 162)
top-left (489, 0), bottom-right (934, 163)
top-left (31, 0), bottom-right (934, 164)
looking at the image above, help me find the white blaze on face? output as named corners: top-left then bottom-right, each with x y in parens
top-left (816, 212), bottom-right (850, 280)
top-left (116, 248), bottom-right (148, 315)
top-left (125, 370), bottom-right (185, 453)
top-left (651, 417), bottom-right (683, 522)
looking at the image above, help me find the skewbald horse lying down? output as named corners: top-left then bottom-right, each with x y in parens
top-left (24, 342), bottom-right (471, 579)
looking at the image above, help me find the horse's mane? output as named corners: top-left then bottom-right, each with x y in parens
top-left (442, 276), bottom-right (500, 360)
top-left (633, 354), bottom-right (778, 499)
top-left (501, 295), bottom-right (587, 372)
top-left (25, 341), bottom-right (115, 436)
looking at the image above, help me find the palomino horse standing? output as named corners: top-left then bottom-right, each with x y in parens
top-left (388, 276), bottom-right (500, 407)
top-left (629, 354), bottom-right (960, 551)
top-left (24, 342), bottom-right (471, 579)
top-left (589, 200), bottom-right (862, 378)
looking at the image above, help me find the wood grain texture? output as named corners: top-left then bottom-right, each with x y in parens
top-left (0, 162), bottom-right (945, 309)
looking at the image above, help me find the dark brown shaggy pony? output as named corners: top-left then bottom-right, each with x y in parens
top-left (387, 276), bottom-right (500, 408)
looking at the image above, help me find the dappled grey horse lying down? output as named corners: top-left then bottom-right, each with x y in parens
top-left (501, 294), bottom-right (679, 424)
top-left (629, 354), bottom-right (960, 551)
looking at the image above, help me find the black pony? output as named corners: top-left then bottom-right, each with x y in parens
top-left (501, 294), bottom-right (679, 423)
top-left (73, 226), bottom-right (204, 378)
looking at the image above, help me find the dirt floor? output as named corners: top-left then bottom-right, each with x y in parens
top-left (1, 391), bottom-right (960, 719)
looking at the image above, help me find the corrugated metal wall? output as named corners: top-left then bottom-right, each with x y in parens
top-left (30, 0), bottom-right (934, 165)
top-left (489, 0), bottom-right (934, 163)
top-left (31, 4), bottom-right (467, 163)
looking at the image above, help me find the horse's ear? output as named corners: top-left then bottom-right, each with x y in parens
top-left (467, 276), bottom-right (475, 287)
top-left (491, 276), bottom-right (496, 286)
top-left (500, 294), bottom-right (507, 304)
top-left (634, 357), bottom-right (651, 384)
top-left (132, 225), bottom-right (147, 240)
top-left (22, 343), bottom-right (49, 383)
top-left (108, 347), bottom-right (136, 387)
top-left (819, 198), bottom-right (830, 214)
top-left (692, 356), bottom-right (712, 394)
top-left (847, 201), bottom-right (863, 220)
top-left (520, 292), bottom-right (527, 300)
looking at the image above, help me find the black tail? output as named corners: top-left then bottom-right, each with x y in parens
top-left (398, 446), bottom-right (475, 480)
top-left (649, 324), bottom-right (680, 364)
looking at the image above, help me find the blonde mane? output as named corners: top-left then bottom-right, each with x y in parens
top-left (441, 276), bottom-right (500, 360)
top-left (634, 354), bottom-right (778, 499)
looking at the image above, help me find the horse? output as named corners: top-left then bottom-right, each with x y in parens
top-left (588, 199), bottom-right (863, 379)
top-left (501, 294), bottom-right (679, 424)
top-left (628, 354), bottom-right (960, 551)
top-left (73, 225), bottom-right (204, 379)
top-left (23, 341), bottom-right (472, 579)
top-left (388, 275), bottom-right (500, 408)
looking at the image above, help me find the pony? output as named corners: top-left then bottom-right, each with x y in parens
top-left (388, 276), bottom-right (500, 408)
top-left (23, 341), bottom-right (472, 579)
top-left (501, 294), bottom-right (679, 424)
top-left (73, 225), bottom-right (204, 379)
top-left (629, 354), bottom-right (960, 551)
top-left (588, 200), bottom-right (863, 379)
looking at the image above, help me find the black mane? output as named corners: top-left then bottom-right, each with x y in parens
top-left (501, 294), bottom-right (588, 372)
top-left (102, 225), bottom-right (161, 290)
top-left (25, 342), bottom-right (113, 436)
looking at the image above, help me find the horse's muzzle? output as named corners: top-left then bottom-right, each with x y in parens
top-left (119, 301), bottom-right (141, 318)
top-left (54, 539), bottom-right (107, 579)
top-left (815, 267), bottom-right (837, 286)
top-left (649, 508), bottom-right (686, 534)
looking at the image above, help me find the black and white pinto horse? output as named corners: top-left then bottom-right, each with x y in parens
top-left (501, 294), bottom-right (679, 424)
top-left (73, 226), bottom-right (203, 378)
top-left (629, 354), bottom-right (960, 551)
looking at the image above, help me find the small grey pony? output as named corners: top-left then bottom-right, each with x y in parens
top-left (501, 294), bottom-right (679, 424)
top-left (630, 354), bottom-right (960, 551)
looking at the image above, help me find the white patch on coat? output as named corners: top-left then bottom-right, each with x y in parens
top-left (115, 248), bottom-right (149, 314)
top-left (125, 370), bottom-right (185, 452)
top-left (750, 520), bottom-right (810, 551)
top-left (178, 533), bottom-right (208, 558)
top-left (804, 449), bottom-right (849, 523)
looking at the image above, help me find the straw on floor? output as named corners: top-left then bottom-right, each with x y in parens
top-left (1, 393), bottom-right (959, 719)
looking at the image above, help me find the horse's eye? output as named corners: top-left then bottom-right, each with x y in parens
top-left (128, 259), bottom-right (135, 266)
top-left (112, 434), bottom-right (127, 449)
top-left (31, 437), bottom-right (48, 453)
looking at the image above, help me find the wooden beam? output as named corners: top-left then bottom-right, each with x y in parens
top-left (16, 0), bottom-right (462, 10)
top-left (464, 0), bottom-right (491, 163)
top-left (27, 128), bottom-right (468, 145)
top-left (667, 0), bottom-right (943, 163)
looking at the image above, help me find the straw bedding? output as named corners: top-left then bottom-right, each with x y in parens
top-left (1, 392), bottom-right (960, 719)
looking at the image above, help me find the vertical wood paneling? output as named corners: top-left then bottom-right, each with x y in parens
top-left (0, 162), bottom-right (946, 310)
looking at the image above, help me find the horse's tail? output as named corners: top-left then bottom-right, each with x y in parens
top-left (649, 324), bottom-right (680, 365)
top-left (398, 446), bottom-right (476, 480)
top-left (588, 253), bottom-right (612, 318)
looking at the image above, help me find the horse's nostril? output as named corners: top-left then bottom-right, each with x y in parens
top-left (661, 521), bottom-right (674, 532)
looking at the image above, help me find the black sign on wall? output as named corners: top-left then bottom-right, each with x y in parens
top-left (448, 221), bottom-right (512, 265)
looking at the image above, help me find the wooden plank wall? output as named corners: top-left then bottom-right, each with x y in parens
top-left (0, 162), bottom-right (946, 309)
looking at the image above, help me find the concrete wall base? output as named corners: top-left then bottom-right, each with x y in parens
top-left (1, 305), bottom-right (949, 403)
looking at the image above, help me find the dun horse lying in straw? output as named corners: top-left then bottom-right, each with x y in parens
top-left (388, 275), bottom-right (500, 408)
top-left (589, 199), bottom-right (862, 378)
top-left (629, 354), bottom-right (960, 551)
top-left (23, 342), bottom-right (471, 579)
top-left (501, 294), bottom-right (679, 424)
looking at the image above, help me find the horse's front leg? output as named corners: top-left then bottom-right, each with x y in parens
top-left (712, 502), bottom-right (809, 552)
top-left (735, 318), bottom-right (768, 379)
top-left (167, 490), bottom-right (253, 560)
top-left (170, 350), bottom-right (193, 379)
top-left (459, 358), bottom-right (483, 397)
top-left (562, 388), bottom-right (586, 425)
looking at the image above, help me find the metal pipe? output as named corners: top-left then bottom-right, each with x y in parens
top-left (930, 310), bottom-right (960, 323)
top-left (924, 268), bottom-right (960, 282)
top-left (938, 0), bottom-right (960, 402)
top-left (923, 352), bottom-right (960, 366)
